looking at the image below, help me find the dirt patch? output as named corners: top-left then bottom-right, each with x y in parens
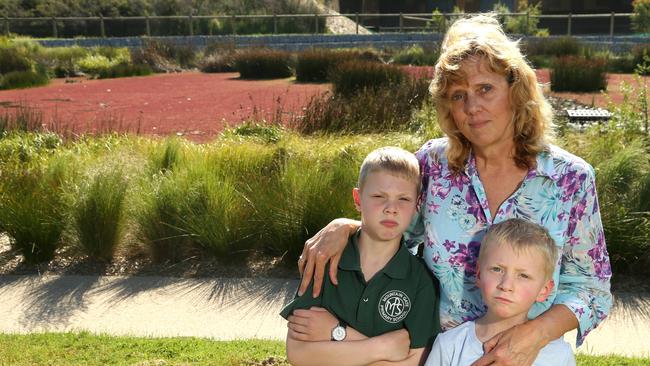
top-left (0, 72), bottom-right (329, 142)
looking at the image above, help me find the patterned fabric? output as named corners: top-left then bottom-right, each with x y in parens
top-left (403, 138), bottom-right (612, 346)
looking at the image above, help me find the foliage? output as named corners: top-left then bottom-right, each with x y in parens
top-left (0, 157), bottom-right (70, 264)
top-left (632, 0), bottom-right (650, 33)
top-left (426, 9), bottom-right (447, 33)
top-left (295, 49), bottom-right (353, 82)
top-left (130, 40), bottom-right (195, 72)
top-left (0, 69), bottom-right (49, 89)
top-left (74, 48), bottom-right (132, 78)
top-left (234, 49), bottom-right (293, 79)
top-left (73, 167), bottom-right (128, 261)
top-left (199, 53), bottom-right (236, 73)
top-left (523, 37), bottom-right (583, 58)
top-left (40, 46), bottom-right (89, 77)
top-left (297, 76), bottom-right (431, 134)
top-left (550, 56), bottom-right (608, 92)
top-left (97, 63), bottom-right (152, 79)
top-left (330, 61), bottom-right (405, 97)
top-left (493, 0), bottom-right (548, 36)
top-left (391, 45), bottom-right (439, 66)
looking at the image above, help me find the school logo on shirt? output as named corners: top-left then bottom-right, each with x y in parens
top-left (378, 290), bottom-right (411, 323)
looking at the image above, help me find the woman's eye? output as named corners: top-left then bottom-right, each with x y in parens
top-left (450, 93), bottom-right (464, 101)
top-left (480, 85), bottom-right (492, 93)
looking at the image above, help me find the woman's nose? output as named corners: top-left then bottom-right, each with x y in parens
top-left (464, 94), bottom-right (480, 115)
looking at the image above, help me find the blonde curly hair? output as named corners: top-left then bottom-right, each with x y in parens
top-left (429, 14), bottom-right (553, 173)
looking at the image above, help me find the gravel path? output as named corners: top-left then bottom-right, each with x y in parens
top-left (1, 274), bottom-right (648, 358)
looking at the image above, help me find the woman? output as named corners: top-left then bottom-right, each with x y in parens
top-left (291, 14), bottom-right (612, 366)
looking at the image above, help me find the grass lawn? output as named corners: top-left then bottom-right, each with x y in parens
top-left (1, 332), bottom-right (649, 365)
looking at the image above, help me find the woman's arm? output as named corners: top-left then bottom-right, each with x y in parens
top-left (286, 329), bottom-right (411, 366)
top-left (470, 305), bottom-right (577, 366)
top-left (298, 218), bottom-right (361, 297)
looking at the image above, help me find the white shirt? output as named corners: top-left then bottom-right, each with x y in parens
top-left (424, 321), bottom-right (576, 366)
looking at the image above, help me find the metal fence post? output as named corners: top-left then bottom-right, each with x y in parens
top-left (100, 14), bottom-right (105, 38)
top-left (399, 13), bottom-right (403, 32)
top-left (355, 13), bottom-right (359, 34)
top-left (145, 15), bottom-right (151, 36)
top-left (189, 13), bottom-right (193, 36)
top-left (314, 13), bottom-right (319, 34)
top-left (610, 11), bottom-right (615, 40)
top-left (52, 17), bottom-right (57, 38)
top-left (567, 13), bottom-right (572, 36)
top-left (273, 13), bottom-right (277, 34)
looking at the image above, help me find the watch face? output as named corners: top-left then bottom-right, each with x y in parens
top-left (332, 325), bottom-right (346, 341)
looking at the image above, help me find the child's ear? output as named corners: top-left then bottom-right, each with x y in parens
top-left (536, 279), bottom-right (555, 302)
top-left (475, 265), bottom-right (481, 285)
top-left (352, 188), bottom-right (362, 212)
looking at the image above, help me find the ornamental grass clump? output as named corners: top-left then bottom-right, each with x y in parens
top-left (73, 168), bottom-right (128, 261)
top-left (297, 76), bottom-right (430, 134)
top-left (234, 49), bottom-right (293, 79)
top-left (550, 56), bottom-right (608, 92)
top-left (330, 60), bottom-right (405, 97)
top-left (391, 45), bottom-right (439, 66)
top-left (0, 160), bottom-right (71, 264)
top-left (295, 49), bottom-right (351, 82)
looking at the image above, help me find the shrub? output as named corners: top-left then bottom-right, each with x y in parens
top-left (0, 160), bottom-right (70, 264)
top-left (330, 61), bottom-right (405, 97)
top-left (73, 168), bottom-right (128, 261)
top-left (75, 54), bottom-right (116, 77)
top-left (493, 1), bottom-right (548, 36)
top-left (550, 56), bottom-right (608, 92)
top-left (523, 37), bottom-right (582, 58)
top-left (97, 63), bottom-right (152, 79)
top-left (234, 49), bottom-right (293, 79)
top-left (632, 0), bottom-right (650, 33)
top-left (0, 46), bottom-right (32, 74)
top-left (297, 76), bottom-right (430, 134)
top-left (131, 40), bottom-right (196, 72)
top-left (41, 46), bottom-right (89, 77)
top-left (0, 69), bottom-right (49, 90)
top-left (198, 53), bottom-right (236, 73)
top-left (392, 45), bottom-right (439, 66)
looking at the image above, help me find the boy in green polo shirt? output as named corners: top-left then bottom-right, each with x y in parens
top-left (280, 146), bottom-right (440, 366)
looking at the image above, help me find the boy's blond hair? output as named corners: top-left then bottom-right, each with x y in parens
top-left (479, 218), bottom-right (558, 280)
top-left (358, 147), bottom-right (421, 193)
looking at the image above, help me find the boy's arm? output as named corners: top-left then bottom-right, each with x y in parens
top-left (285, 329), bottom-right (411, 366)
top-left (367, 347), bottom-right (428, 366)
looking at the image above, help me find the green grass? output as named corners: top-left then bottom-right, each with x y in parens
top-left (0, 332), bottom-right (289, 365)
top-left (0, 332), bottom-right (647, 365)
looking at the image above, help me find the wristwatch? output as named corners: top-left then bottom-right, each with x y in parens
top-left (331, 320), bottom-right (347, 341)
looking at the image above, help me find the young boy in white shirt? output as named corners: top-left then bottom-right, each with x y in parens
top-left (425, 218), bottom-right (575, 366)
top-left (281, 146), bottom-right (440, 366)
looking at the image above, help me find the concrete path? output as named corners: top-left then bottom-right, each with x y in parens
top-left (0, 275), bottom-right (649, 358)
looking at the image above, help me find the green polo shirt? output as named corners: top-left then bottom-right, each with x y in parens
top-left (281, 230), bottom-right (440, 348)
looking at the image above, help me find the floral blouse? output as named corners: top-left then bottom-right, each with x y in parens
top-left (404, 138), bottom-right (612, 346)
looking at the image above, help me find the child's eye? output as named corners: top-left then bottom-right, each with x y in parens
top-left (399, 197), bottom-right (412, 202)
top-left (519, 273), bottom-right (530, 279)
top-left (490, 266), bottom-right (502, 273)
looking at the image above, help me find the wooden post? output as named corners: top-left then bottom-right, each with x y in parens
top-left (100, 14), bottom-right (105, 38)
top-left (567, 13), bottom-right (572, 36)
top-left (610, 12), bottom-right (615, 40)
top-left (146, 15), bottom-right (151, 36)
top-left (232, 15), bottom-right (236, 35)
top-left (399, 13), bottom-right (403, 32)
top-left (314, 13), bottom-right (319, 34)
top-left (526, 11), bottom-right (529, 35)
top-left (273, 13), bottom-right (277, 34)
top-left (189, 13), bottom-right (193, 36)
top-left (3, 16), bottom-right (9, 35)
top-left (52, 17), bottom-right (57, 38)
top-left (355, 13), bottom-right (359, 34)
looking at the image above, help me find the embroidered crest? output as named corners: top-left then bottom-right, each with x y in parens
top-left (378, 290), bottom-right (411, 323)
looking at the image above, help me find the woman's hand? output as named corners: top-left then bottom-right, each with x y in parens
top-left (471, 321), bottom-right (544, 366)
top-left (287, 307), bottom-right (338, 342)
top-left (298, 218), bottom-right (360, 297)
